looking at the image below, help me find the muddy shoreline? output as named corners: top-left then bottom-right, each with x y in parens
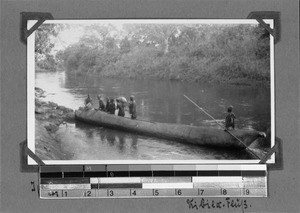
top-left (35, 87), bottom-right (75, 160)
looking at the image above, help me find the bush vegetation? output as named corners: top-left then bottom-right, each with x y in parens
top-left (38, 23), bottom-right (270, 85)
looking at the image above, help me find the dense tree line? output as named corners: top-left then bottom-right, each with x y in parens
top-left (37, 23), bottom-right (270, 85)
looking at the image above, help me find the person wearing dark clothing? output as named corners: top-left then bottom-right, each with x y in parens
top-left (128, 95), bottom-right (137, 119)
top-left (105, 97), bottom-right (110, 112)
top-left (97, 95), bottom-right (106, 111)
top-left (85, 94), bottom-right (92, 105)
top-left (225, 106), bottom-right (236, 130)
top-left (116, 99), bottom-right (125, 117)
top-left (84, 94), bottom-right (93, 110)
top-left (108, 99), bottom-right (116, 115)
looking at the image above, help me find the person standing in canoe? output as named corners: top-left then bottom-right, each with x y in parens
top-left (225, 105), bottom-right (236, 130)
top-left (128, 95), bottom-right (137, 119)
top-left (97, 95), bottom-right (106, 111)
top-left (105, 97), bottom-right (110, 112)
top-left (84, 94), bottom-right (93, 110)
top-left (108, 98), bottom-right (116, 115)
top-left (116, 98), bottom-right (125, 117)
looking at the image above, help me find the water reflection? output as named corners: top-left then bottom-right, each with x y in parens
top-left (36, 71), bottom-right (271, 160)
top-left (130, 135), bottom-right (138, 151)
top-left (117, 136), bottom-right (125, 152)
top-left (106, 133), bottom-right (116, 147)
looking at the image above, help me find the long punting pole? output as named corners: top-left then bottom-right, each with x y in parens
top-left (183, 94), bottom-right (261, 160)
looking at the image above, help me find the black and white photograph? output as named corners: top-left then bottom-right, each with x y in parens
top-left (1, 0), bottom-right (299, 212)
top-left (28, 19), bottom-right (274, 164)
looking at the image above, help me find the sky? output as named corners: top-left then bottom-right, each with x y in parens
top-left (51, 23), bottom-right (124, 54)
top-left (51, 26), bottom-right (84, 53)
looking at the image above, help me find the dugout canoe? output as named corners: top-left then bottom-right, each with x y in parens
top-left (75, 109), bottom-right (266, 150)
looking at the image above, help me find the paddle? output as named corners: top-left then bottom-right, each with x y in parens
top-left (183, 94), bottom-right (261, 160)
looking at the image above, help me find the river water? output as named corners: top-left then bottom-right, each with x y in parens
top-left (35, 71), bottom-right (270, 161)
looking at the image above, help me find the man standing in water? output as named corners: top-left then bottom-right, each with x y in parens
top-left (129, 95), bottom-right (137, 119)
top-left (225, 105), bottom-right (236, 130)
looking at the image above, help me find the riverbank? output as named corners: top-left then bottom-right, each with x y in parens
top-left (35, 87), bottom-right (75, 160)
top-left (67, 68), bottom-right (270, 88)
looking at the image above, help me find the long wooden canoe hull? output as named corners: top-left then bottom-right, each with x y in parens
top-left (75, 109), bottom-right (265, 150)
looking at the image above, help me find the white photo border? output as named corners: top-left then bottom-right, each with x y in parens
top-left (27, 19), bottom-right (275, 165)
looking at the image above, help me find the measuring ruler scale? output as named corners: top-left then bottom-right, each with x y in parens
top-left (39, 164), bottom-right (267, 199)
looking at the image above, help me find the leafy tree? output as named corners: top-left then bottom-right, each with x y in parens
top-left (35, 24), bottom-right (65, 71)
top-left (124, 24), bottom-right (179, 54)
top-left (119, 37), bottom-right (131, 54)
